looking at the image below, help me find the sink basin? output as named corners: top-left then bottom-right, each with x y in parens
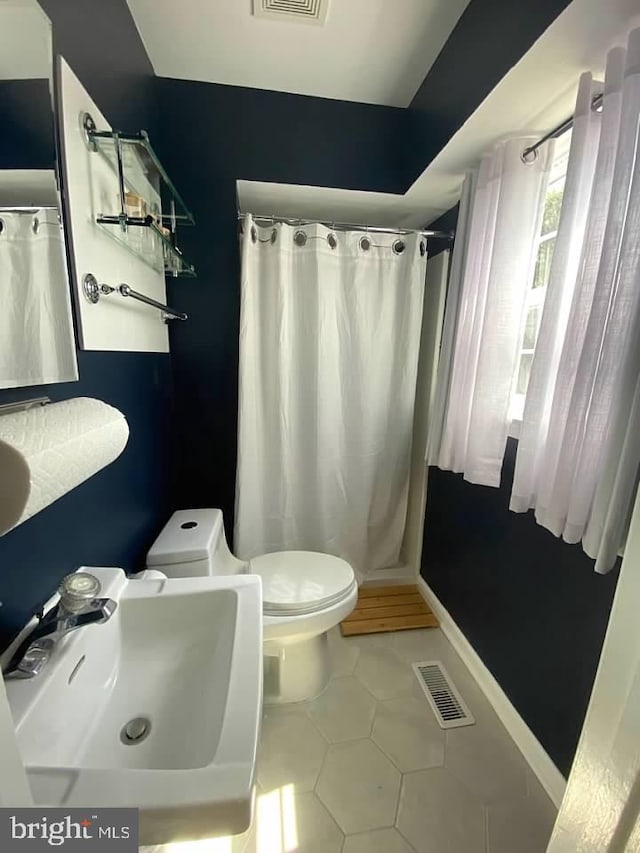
top-left (5, 567), bottom-right (263, 845)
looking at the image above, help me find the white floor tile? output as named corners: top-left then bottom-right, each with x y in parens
top-left (147, 627), bottom-right (559, 853)
top-left (258, 709), bottom-right (328, 793)
top-left (397, 767), bottom-right (486, 853)
top-left (389, 627), bottom-right (449, 663)
top-left (141, 830), bottom-right (251, 853)
top-left (327, 627), bottom-right (360, 677)
top-left (488, 796), bottom-right (556, 853)
top-left (307, 677), bottom-right (376, 742)
top-left (316, 739), bottom-right (401, 834)
top-left (371, 696), bottom-right (445, 772)
top-left (343, 827), bottom-right (416, 853)
top-left (342, 631), bottom-right (396, 653)
top-left (247, 788), bottom-right (343, 853)
top-left (445, 724), bottom-right (528, 805)
top-left (392, 628), bottom-right (503, 730)
top-left (525, 770), bottom-right (559, 833)
top-left (354, 646), bottom-right (415, 701)
top-left (526, 769), bottom-right (559, 817)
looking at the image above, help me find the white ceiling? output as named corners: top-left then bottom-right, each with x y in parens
top-left (126, 0), bottom-right (471, 107)
top-left (237, 181), bottom-right (410, 228)
top-left (239, 0), bottom-right (640, 228)
top-left (0, 1), bottom-right (51, 80)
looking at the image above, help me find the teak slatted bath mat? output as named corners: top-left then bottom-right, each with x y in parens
top-left (340, 584), bottom-right (438, 636)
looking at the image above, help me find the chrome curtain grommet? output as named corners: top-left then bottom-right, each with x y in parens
top-left (250, 225), bottom-right (257, 244)
top-left (359, 235), bottom-right (371, 252)
top-left (392, 239), bottom-right (406, 255)
top-left (521, 148), bottom-right (538, 164)
top-left (0, 218), bottom-right (4, 236)
top-left (32, 216), bottom-right (39, 234)
top-left (294, 230), bottom-right (307, 247)
top-left (420, 240), bottom-right (426, 257)
top-left (327, 232), bottom-right (337, 249)
top-left (270, 228), bottom-right (277, 244)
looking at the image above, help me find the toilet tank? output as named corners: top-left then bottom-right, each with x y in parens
top-left (146, 508), bottom-right (245, 578)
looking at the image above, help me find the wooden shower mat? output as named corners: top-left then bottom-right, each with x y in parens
top-left (340, 584), bottom-right (439, 636)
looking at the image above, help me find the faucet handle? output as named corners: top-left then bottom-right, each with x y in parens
top-left (7, 638), bottom-right (53, 679)
top-left (58, 572), bottom-right (102, 614)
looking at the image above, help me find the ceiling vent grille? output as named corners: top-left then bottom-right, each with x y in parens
top-left (253, 0), bottom-right (329, 25)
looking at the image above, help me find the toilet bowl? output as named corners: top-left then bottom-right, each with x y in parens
top-left (146, 509), bottom-right (357, 703)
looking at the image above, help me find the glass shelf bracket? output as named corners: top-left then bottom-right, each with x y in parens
top-left (83, 113), bottom-right (196, 278)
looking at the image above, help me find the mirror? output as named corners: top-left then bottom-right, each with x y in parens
top-left (0, 0), bottom-right (78, 389)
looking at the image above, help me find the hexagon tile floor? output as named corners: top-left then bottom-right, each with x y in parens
top-left (149, 626), bottom-right (558, 853)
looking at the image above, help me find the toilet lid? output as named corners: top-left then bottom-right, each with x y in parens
top-left (249, 551), bottom-right (356, 616)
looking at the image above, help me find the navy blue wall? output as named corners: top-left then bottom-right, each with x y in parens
top-left (0, 80), bottom-right (53, 169)
top-left (421, 440), bottom-right (619, 776)
top-left (151, 70), bottom-right (615, 779)
top-left (0, 356), bottom-right (172, 648)
top-left (1, 0), bottom-right (607, 782)
top-left (406, 0), bottom-right (573, 182)
top-left (149, 78), bottom-right (411, 531)
top-left (39, 0), bottom-right (155, 129)
top-left (0, 0), bottom-right (169, 649)
top-left (0, 4), bottom-right (411, 645)
top-left (148, 0), bottom-right (577, 527)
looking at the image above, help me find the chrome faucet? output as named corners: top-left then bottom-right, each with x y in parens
top-left (5, 572), bottom-right (117, 680)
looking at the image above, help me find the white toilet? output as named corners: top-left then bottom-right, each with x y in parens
top-left (146, 508), bottom-right (358, 703)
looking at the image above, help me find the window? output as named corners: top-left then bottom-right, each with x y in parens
top-left (510, 130), bottom-right (572, 428)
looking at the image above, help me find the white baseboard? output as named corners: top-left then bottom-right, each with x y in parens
top-left (360, 565), bottom-right (418, 585)
top-left (417, 577), bottom-right (566, 809)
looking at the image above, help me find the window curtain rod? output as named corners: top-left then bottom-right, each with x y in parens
top-left (522, 92), bottom-right (604, 162)
top-left (237, 212), bottom-right (454, 241)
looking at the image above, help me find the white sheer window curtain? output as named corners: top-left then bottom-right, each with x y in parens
top-left (235, 217), bottom-right (427, 578)
top-left (430, 138), bottom-right (553, 486)
top-left (511, 30), bottom-right (640, 573)
top-left (427, 172), bottom-right (476, 465)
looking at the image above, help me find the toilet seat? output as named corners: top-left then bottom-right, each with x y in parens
top-left (249, 551), bottom-right (356, 617)
top-left (145, 508), bottom-right (359, 703)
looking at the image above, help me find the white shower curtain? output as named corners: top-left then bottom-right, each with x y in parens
top-left (511, 31), bottom-right (640, 572)
top-left (0, 209), bottom-right (77, 388)
top-left (234, 217), bottom-right (427, 577)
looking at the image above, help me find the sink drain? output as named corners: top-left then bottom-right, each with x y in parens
top-left (120, 717), bottom-right (151, 745)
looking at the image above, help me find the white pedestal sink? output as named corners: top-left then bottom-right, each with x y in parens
top-left (5, 567), bottom-right (263, 846)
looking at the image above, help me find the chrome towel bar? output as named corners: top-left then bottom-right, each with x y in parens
top-left (82, 274), bottom-right (187, 322)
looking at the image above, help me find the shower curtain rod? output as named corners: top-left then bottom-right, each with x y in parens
top-left (238, 212), bottom-right (454, 241)
top-left (522, 91), bottom-right (604, 162)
